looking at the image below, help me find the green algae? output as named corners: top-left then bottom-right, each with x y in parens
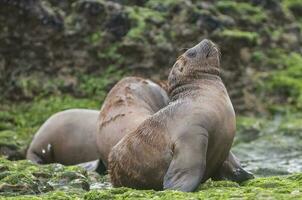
top-left (2, 173), bottom-right (302, 199)
top-left (1, 0), bottom-right (302, 199)
top-left (283, 0), bottom-right (302, 19)
top-left (0, 158), bottom-right (92, 197)
top-left (146, 0), bottom-right (182, 11)
top-left (83, 175), bottom-right (302, 200)
top-left (215, 1), bottom-right (267, 24)
top-left (77, 66), bottom-right (125, 100)
top-left (258, 53), bottom-right (302, 110)
top-left (125, 6), bottom-right (164, 41)
top-left (218, 29), bottom-right (259, 46)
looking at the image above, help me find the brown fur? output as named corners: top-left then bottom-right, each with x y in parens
top-left (97, 77), bottom-right (169, 166)
top-left (108, 39), bottom-right (236, 191)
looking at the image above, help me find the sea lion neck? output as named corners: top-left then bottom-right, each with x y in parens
top-left (168, 72), bottom-right (222, 101)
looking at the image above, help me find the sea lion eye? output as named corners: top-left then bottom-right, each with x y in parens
top-left (186, 49), bottom-right (197, 58)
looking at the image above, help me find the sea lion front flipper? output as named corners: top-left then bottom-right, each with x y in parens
top-left (27, 151), bottom-right (44, 164)
top-left (77, 159), bottom-right (107, 174)
top-left (211, 151), bottom-right (254, 183)
top-left (163, 131), bottom-right (208, 192)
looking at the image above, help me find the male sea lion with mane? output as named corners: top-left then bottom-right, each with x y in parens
top-left (108, 39), bottom-right (251, 191)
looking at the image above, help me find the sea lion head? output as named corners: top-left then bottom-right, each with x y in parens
top-left (168, 39), bottom-right (220, 90)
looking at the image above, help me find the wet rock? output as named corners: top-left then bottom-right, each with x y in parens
top-left (112, 0), bottom-right (148, 6)
top-left (196, 13), bottom-right (223, 32)
top-left (1, 0), bottom-right (64, 31)
top-left (284, 0), bottom-right (302, 18)
top-left (77, 0), bottom-right (106, 16)
top-left (105, 11), bottom-right (131, 40)
top-left (234, 115), bottom-right (302, 176)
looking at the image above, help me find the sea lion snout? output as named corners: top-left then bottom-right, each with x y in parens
top-left (185, 39), bottom-right (216, 58)
top-left (168, 39), bottom-right (220, 91)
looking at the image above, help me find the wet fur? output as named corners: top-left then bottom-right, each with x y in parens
top-left (108, 40), bottom-right (237, 191)
top-left (97, 77), bottom-right (169, 166)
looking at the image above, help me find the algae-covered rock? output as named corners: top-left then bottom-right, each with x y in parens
top-left (217, 29), bottom-right (259, 47)
top-left (1, 0), bottom-right (301, 114)
top-left (82, 174), bottom-right (302, 200)
top-left (256, 52), bottom-right (302, 111)
top-left (283, 0), bottom-right (302, 18)
top-left (0, 0), bottom-right (302, 199)
top-left (0, 158), bottom-right (91, 196)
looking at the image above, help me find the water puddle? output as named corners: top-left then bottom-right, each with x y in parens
top-left (234, 116), bottom-right (302, 176)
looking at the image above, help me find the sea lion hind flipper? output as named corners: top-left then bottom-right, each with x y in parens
top-left (77, 159), bottom-right (107, 174)
top-left (211, 151), bottom-right (254, 183)
top-left (163, 131), bottom-right (208, 192)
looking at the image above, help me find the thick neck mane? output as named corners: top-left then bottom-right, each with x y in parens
top-left (168, 69), bottom-right (222, 101)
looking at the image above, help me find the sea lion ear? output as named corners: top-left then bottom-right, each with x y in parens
top-left (163, 129), bottom-right (208, 192)
top-left (186, 49), bottom-right (197, 58)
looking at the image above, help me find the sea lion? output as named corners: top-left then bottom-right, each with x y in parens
top-left (97, 76), bottom-right (169, 166)
top-left (26, 109), bottom-right (101, 166)
top-left (212, 152), bottom-right (254, 182)
top-left (108, 39), bottom-right (240, 192)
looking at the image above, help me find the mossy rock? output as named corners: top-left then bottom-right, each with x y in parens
top-left (125, 6), bottom-right (165, 42)
top-left (83, 174), bottom-right (302, 200)
top-left (283, 0), bottom-right (302, 18)
top-left (215, 1), bottom-right (267, 25)
top-left (0, 158), bottom-right (92, 196)
top-left (258, 53), bottom-right (302, 110)
top-left (216, 29), bottom-right (259, 47)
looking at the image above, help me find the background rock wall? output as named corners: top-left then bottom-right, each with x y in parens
top-left (1, 0), bottom-right (302, 114)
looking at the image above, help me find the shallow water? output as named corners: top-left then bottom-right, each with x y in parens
top-left (234, 116), bottom-right (302, 176)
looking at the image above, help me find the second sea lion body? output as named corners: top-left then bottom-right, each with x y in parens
top-left (97, 77), bottom-right (169, 166)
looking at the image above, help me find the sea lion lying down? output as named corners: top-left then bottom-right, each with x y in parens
top-left (26, 109), bottom-right (101, 166)
top-left (25, 77), bottom-right (169, 170)
top-left (108, 39), bottom-right (253, 192)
